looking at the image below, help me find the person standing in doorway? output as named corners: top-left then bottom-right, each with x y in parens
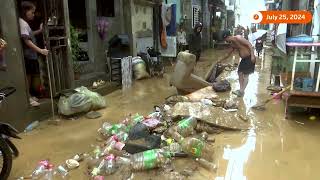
top-left (188, 22), bottom-right (203, 62)
top-left (218, 30), bottom-right (256, 97)
top-left (177, 25), bottom-right (188, 52)
top-left (19, 1), bottom-right (49, 107)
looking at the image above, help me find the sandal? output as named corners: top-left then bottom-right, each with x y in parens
top-left (232, 90), bottom-right (244, 97)
top-left (29, 98), bottom-right (40, 107)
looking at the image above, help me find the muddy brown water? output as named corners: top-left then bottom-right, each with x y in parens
top-left (10, 49), bottom-right (320, 180)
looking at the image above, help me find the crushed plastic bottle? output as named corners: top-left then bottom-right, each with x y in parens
top-left (31, 160), bottom-right (49, 178)
top-left (130, 149), bottom-right (171, 171)
top-left (176, 117), bottom-right (197, 137)
top-left (104, 154), bottom-right (116, 175)
top-left (24, 121), bottom-right (40, 133)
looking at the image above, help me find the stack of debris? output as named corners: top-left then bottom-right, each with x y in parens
top-left (20, 88), bottom-right (249, 179)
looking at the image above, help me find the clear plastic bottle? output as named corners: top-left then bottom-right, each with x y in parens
top-left (44, 164), bottom-right (54, 180)
top-left (176, 117), bottom-right (197, 137)
top-left (163, 142), bottom-right (182, 153)
top-left (24, 121), bottom-right (40, 132)
top-left (130, 149), bottom-right (171, 171)
top-left (56, 165), bottom-right (69, 178)
top-left (180, 137), bottom-right (212, 161)
top-left (115, 131), bottom-right (129, 142)
top-left (31, 160), bottom-right (49, 179)
top-left (91, 158), bottom-right (106, 176)
top-left (167, 127), bottom-right (184, 143)
top-left (104, 154), bottom-right (116, 175)
top-left (196, 158), bottom-right (217, 171)
top-left (102, 136), bottom-right (117, 155)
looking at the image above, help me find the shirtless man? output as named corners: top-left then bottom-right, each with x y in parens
top-left (218, 30), bottom-right (256, 97)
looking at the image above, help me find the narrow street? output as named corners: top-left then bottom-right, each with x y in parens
top-left (10, 48), bottom-right (320, 180)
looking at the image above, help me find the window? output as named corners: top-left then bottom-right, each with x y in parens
top-left (96, 0), bottom-right (115, 17)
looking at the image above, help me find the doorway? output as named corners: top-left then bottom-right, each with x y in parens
top-left (17, 0), bottom-right (71, 104)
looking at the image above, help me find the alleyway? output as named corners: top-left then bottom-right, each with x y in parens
top-left (11, 49), bottom-right (320, 180)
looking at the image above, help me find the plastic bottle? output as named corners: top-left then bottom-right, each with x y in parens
top-left (130, 149), bottom-right (171, 171)
top-left (98, 122), bottom-right (113, 137)
top-left (31, 160), bottom-right (49, 178)
top-left (102, 136), bottom-right (117, 155)
top-left (56, 165), bottom-right (68, 178)
top-left (131, 113), bottom-right (144, 125)
top-left (176, 117), bottom-right (197, 137)
top-left (180, 137), bottom-right (212, 161)
top-left (167, 127), bottom-right (184, 143)
top-left (104, 154), bottom-right (116, 175)
top-left (91, 158), bottom-right (106, 176)
top-left (115, 157), bottom-right (131, 166)
top-left (44, 164), bottom-right (54, 180)
top-left (115, 131), bottom-right (129, 142)
top-left (196, 158), bottom-right (217, 171)
top-left (24, 121), bottom-right (40, 132)
top-left (163, 142), bottom-right (182, 153)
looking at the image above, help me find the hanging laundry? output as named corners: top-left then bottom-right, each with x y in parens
top-left (166, 4), bottom-right (176, 36)
top-left (160, 4), bottom-right (168, 49)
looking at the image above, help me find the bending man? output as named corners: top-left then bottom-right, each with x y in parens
top-left (219, 30), bottom-right (256, 97)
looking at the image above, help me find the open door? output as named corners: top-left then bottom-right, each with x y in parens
top-left (42, 0), bottom-right (72, 96)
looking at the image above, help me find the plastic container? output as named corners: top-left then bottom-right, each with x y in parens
top-left (176, 117), bottom-right (197, 137)
top-left (167, 127), bottom-right (184, 143)
top-left (56, 165), bottom-right (69, 178)
top-left (196, 158), bottom-right (217, 171)
top-left (181, 137), bottom-right (212, 161)
top-left (115, 131), bottom-right (129, 142)
top-left (104, 154), bottom-right (116, 175)
top-left (24, 121), bottom-right (40, 132)
top-left (44, 164), bottom-right (54, 180)
top-left (130, 149), bottom-right (171, 171)
top-left (31, 160), bottom-right (49, 178)
top-left (102, 136), bottom-right (117, 155)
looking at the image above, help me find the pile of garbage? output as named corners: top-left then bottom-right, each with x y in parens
top-left (20, 92), bottom-right (247, 179)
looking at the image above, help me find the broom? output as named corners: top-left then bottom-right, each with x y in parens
top-left (252, 86), bottom-right (290, 111)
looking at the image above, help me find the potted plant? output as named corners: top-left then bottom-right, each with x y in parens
top-left (70, 25), bottom-right (82, 80)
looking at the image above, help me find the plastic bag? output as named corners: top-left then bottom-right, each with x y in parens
top-left (212, 80), bottom-right (231, 92)
top-left (58, 94), bottom-right (91, 116)
top-left (132, 57), bottom-right (150, 80)
top-left (75, 86), bottom-right (106, 109)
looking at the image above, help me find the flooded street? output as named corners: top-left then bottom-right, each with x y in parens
top-left (10, 49), bottom-right (320, 180)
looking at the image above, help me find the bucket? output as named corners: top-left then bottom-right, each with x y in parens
top-left (302, 78), bottom-right (314, 92)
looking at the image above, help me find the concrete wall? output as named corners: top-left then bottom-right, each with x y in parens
top-left (131, 3), bottom-right (154, 56)
top-left (76, 0), bottom-right (124, 85)
top-left (0, 0), bottom-right (30, 130)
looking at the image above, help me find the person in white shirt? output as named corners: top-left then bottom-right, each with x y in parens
top-left (19, 1), bottom-right (49, 107)
top-left (177, 26), bottom-right (188, 52)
